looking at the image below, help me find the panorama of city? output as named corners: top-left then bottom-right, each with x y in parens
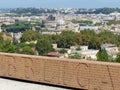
top-left (0, 8), bottom-right (120, 62)
top-left (1, 0), bottom-right (120, 90)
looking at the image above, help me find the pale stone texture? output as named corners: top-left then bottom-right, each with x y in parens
top-left (0, 78), bottom-right (69, 90)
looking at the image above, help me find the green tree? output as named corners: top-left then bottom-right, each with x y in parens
top-left (97, 50), bottom-right (109, 62)
top-left (32, 22), bottom-right (42, 27)
top-left (71, 19), bottom-right (93, 25)
top-left (21, 30), bottom-right (40, 42)
top-left (51, 34), bottom-right (60, 43)
top-left (107, 20), bottom-right (120, 26)
top-left (1, 24), bottom-right (7, 31)
top-left (58, 31), bottom-right (75, 48)
top-left (0, 40), bottom-right (16, 53)
top-left (36, 38), bottom-right (53, 55)
top-left (20, 46), bottom-right (35, 55)
top-left (75, 33), bottom-right (82, 45)
top-left (98, 30), bottom-right (117, 44)
top-left (80, 30), bottom-right (98, 48)
top-left (76, 47), bottom-right (81, 51)
top-left (5, 21), bottom-right (31, 33)
top-left (69, 54), bottom-right (81, 59)
top-left (94, 22), bottom-right (102, 26)
top-left (0, 33), bottom-right (3, 42)
top-left (89, 37), bottom-right (101, 49)
top-left (80, 30), bottom-right (96, 36)
top-left (59, 49), bottom-right (67, 54)
top-left (115, 53), bottom-right (120, 63)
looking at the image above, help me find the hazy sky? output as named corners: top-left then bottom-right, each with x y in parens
top-left (1, 0), bottom-right (120, 8)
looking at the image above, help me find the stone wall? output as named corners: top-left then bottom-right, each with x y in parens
top-left (0, 53), bottom-right (119, 90)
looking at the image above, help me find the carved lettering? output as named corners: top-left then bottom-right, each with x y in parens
top-left (7, 56), bottom-right (16, 77)
top-left (89, 64), bottom-right (114, 90)
top-left (15, 57), bottom-right (25, 79)
top-left (2, 55), bottom-right (16, 76)
top-left (22, 57), bottom-right (34, 79)
top-left (0, 53), bottom-right (119, 90)
top-left (76, 63), bottom-right (89, 89)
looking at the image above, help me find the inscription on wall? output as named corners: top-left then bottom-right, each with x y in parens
top-left (0, 53), bottom-right (119, 90)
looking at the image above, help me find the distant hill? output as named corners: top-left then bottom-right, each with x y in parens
top-left (0, 8), bottom-right (11, 13)
top-left (9, 8), bottom-right (120, 15)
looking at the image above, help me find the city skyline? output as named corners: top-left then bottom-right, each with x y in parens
top-left (1, 0), bottom-right (120, 8)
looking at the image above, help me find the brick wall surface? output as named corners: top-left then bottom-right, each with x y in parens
top-left (0, 53), bottom-right (119, 90)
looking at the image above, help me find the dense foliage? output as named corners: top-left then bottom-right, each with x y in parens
top-left (36, 38), bottom-right (54, 55)
top-left (107, 20), bottom-right (120, 25)
top-left (2, 29), bottom-right (120, 53)
top-left (72, 19), bottom-right (93, 25)
top-left (20, 46), bottom-right (35, 55)
top-left (97, 50), bottom-right (109, 62)
top-left (69, 54), bottom-right (81, 59)
top-left (115, 53), bottom-right (120, 63)
top-left (57, 31), bottom-right (76, 48)
top-left (2, 22), bottom-right (31, 33)
top-left (1, 21), bottom-right (42, 33)
top-left (21, 30), bottom-right (40, 42)
top-left (1, 29), bottom-right (120, 63)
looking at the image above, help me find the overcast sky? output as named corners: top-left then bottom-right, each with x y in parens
top-left (0, 0), bottom-right (120, 8)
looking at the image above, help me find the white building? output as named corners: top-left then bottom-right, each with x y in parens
top-left (67, 46), bottom-right (77, 54)
top-left (76, 50), bottom-right (99, 60)
top-left (68, 45), bottom-right (99, 60)
top-left (80, 26), bottom-right (99, 31)
top-left (101, 43), bottom-right (119, 58)
top-left (80, 46), bottom-right (88, 51)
